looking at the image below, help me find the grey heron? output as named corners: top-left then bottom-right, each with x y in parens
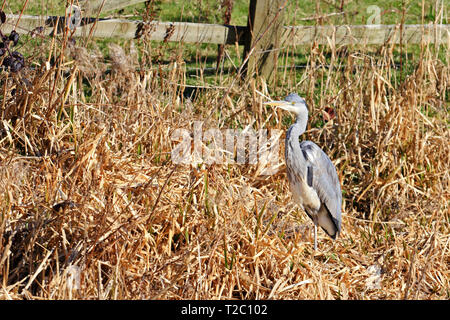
top-left (265, 93), bottom-right (342, 250)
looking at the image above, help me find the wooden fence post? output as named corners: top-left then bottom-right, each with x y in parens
top-left (242, 0), bottom-right (286, 85)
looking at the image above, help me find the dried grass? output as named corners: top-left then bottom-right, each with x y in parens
top-left (0, 20), bottom-right (448, 300)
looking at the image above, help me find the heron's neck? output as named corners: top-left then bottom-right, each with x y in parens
top-left (285, 113), bottom-right (308, 168)
top-left (285, 112), bottom-right (308, 164)
top-left (289, 112), bottom-right (308, 139)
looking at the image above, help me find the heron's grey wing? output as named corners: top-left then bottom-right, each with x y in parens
top-left (298, 141), bottom-right (342, 231)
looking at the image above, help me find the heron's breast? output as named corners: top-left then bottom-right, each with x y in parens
top-left (287, 168), bottom-right (321, 212)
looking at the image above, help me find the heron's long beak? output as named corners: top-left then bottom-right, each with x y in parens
top-left (264, 100), bottom-right (297, 113)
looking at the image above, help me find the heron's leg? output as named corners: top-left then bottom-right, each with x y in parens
top-left (312, 214), bottom-right (318, 251)
top-left (314, 223), bottom-right (317, 251)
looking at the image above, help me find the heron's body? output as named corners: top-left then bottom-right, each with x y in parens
top-left (285, 130), bottom-right (342, 241)
top-left (266, 93), bottom-right (342, 250)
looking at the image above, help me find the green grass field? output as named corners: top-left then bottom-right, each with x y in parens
top-left (3, 0), bottom-right (446, 25)
top-left (3, 1), bottom-right (448, 85)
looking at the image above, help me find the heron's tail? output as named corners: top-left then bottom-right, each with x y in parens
top-left (317, 205), bottom-right (340, 239)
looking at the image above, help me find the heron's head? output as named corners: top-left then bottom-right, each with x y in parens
top-left (264, 93), bottom-right (308, 117)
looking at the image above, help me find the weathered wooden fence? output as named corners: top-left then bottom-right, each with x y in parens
top-left (3, 0), bottom-right (449, 82)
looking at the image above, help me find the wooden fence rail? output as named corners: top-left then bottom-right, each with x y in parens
top-left (5, 15), bottom-right (448, 45)
top-left (4, 15), bottom-right (248, 44)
